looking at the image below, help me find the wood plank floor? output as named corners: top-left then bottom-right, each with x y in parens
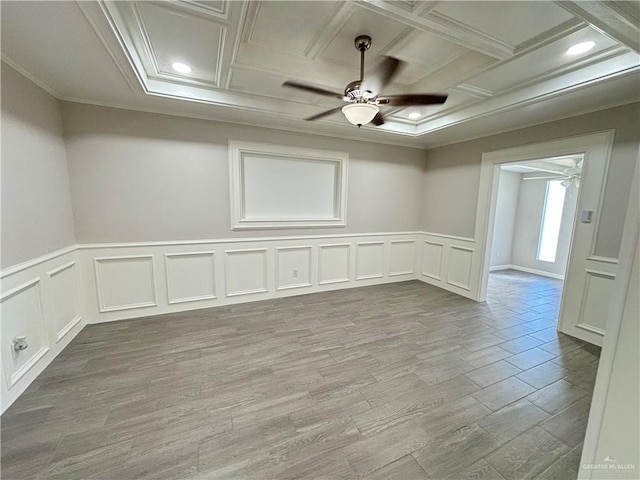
top-left (1, 271), bottom-right (600, 480)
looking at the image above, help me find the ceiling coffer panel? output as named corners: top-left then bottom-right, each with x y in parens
top-left (246, 1), bottom-right (340, 57)
top-left (318, 7), bottom-right (409, 66)
top-left (432, 1), bottom-right (575, 47)
top-left (123, 2), bottom-right (227, 87)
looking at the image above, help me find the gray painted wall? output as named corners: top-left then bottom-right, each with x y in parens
top-left (1, 64), bottom-right (76, 268)
top-left (511, 178), bottom-right (579, 277)
top-left (422, 102), bottom-right (640, 259)
top-left (62, 103), bottom-right (427, 244)
top-left (490, 170), bottom-right (520, 267)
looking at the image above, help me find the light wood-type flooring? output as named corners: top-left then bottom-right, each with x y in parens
top-left (1, 270), bottom-right (600, 480)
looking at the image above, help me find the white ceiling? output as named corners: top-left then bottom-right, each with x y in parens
top-left (1, 1), bottom-right (639, 148)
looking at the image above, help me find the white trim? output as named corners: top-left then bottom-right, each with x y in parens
top-left (489, 264), bottom-right (565, 281)
top-left (55, 316), bottom-right (83, 343)
top-left (0, 278), bottom-right (49, 389)
top-left (164, 252), bottom-right (217, 305)
top-left (8, 346), bottom-right (49, 389)
top-left (0, 245), bottom-right (77, 279)
top-left (476, 130), bottom-right (616, 302)
top-left (93, 255), bottom-right (158, 313)
top-left (224, 247), bottom-right (269, 297)
top-left (579, 155), bottom-right (639, 476)
top-left (318, 243), bottom-right (351, 285)
top-left (228, 140), bottom-right (348, 230)
top-left (0, 277), bottom-right (42, 302)
top-left (46, 261), bottom-right (84, 343)
top-left (355, 241), bottom-right (385, 281)
top-left (75, 232), bottom-right (420, 250)
top-left (585, 255), bottom-right (619, 265)
top-left (422, 232), bottom-right (475, 243)
top-left (575, 323), bottom-right (605, 336)
top-left (275, 245), bottom-right (313, 291)
top-left (388, 240), bottom-right (416, 277)
top-left (421, 240), bottom-right (445, 282)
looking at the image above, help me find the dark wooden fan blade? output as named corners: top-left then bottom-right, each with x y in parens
top-left (371, 112), bottom-right (385, 126)
top-left (361, 56), bottom-right (403, 95)
top-left (305, 106), bottom-right (343, 121)
top-left (283, 81), bottom-right (344, 99)
top-left (377, 94), bottom-right (447, 106)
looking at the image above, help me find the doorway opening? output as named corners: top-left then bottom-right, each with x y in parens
top-left (486, 156), bottom-right (582, 331)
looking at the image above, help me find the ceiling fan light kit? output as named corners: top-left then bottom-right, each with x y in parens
top-left (282, 34), bottom-right (448, 128)
top-left (342, 103), bottom-right (380, 126)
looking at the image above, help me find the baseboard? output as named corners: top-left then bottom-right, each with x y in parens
top-left (489, 265), bottom-right (512, 272)
top-left (490, 264), bottom-right (565, 281)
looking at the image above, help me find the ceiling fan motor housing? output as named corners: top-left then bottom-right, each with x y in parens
top-left (354, 35), bottom-right (372, 52)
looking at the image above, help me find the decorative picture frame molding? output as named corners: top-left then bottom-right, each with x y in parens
top-left (229, 140), bottom-right (348, 230)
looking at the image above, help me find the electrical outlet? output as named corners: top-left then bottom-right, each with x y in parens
top-left (292, 268), bottom-right (298, 278)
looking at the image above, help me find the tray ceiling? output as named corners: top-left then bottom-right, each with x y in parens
top-left (1, 1), bottom-right (639, 147)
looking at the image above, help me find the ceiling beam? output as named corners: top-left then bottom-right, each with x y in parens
top-left (555, 0), bottom-right (640, 53)
top-left (354, 0), bottom-right (514, 60)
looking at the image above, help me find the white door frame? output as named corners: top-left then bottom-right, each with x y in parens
top-left (473, 131), bottom-right (616, 340)
top-left (579, 152), bottom-right (639, 478)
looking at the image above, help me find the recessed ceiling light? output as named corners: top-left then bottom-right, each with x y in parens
top-left (408, 112), bottom-right (421, 120)
top-left (171, 62), bottom-right (192, 74)
top-left (566, 41), bottom-right (595, 56)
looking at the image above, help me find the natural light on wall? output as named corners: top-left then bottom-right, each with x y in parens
top-left (537, 180), bottom-right (566, 263)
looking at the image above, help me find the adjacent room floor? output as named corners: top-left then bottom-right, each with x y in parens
top-left (1, 273), bottom-right (600, 480)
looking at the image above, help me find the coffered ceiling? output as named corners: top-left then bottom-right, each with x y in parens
top-left (2, 1), bottom-right (639, 147)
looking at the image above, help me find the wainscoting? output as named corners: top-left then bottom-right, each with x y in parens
top-left (1, 230), bottom-right (617, 412)
top-left (1, 232), bottom-right (421, 412)
top-left (418, 232), bottom-right (479, 300)
top-left (77, 233), bottom-right (420, 325)
top-left (0, 248), bottom-right (85, 412)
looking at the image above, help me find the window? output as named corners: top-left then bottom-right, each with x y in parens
top-left (229, 141), bottom-right (348, 230)
top-left (537, 180), bottom-right (566, 263)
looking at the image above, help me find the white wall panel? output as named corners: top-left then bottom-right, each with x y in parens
top-left (356, 242), bottom-right (385, 280)
top-left (318, 243), bottom-right (351, 285)
top-left (422, 241), bottom-right (444, 280)
top-left (165, 252), bottom-right (216, 304)
top-left (225, 248), bottom-right (268, 296)
top-left (577, 269), bottom-right (616, 334)
top-left (276, 246), bottom-right (312, 290)
top-left (94, 255), bottom-right (157, 312)
top-left (47, 261), bottom-right (82, 342)
top-left (0, 278), bottom-right (49, 389)
top-left (389, 240), bottom-right (415, 276)
top-left (447, 245), bottom-right (474, 291)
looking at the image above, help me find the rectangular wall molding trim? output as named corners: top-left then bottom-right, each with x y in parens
top-left (1, 248), bottom-right (85, 414)
top-left (94, 255), bottom-right (158, 313)
top-left (165, 252), bottom-right (216, 305)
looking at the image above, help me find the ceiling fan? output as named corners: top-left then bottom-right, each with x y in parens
top-left (282, 34), bottom-right (448, 127)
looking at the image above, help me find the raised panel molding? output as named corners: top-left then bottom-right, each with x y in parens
top-left (356, 242), bottom-right (385, 280)
top-left (318, 243), bottom-right (351, 285)
top-left (422, 241), bottom-right (444, 280)
top-left (446, 245), bottom-right (474, 291)
top-left (0, 278), bottom-right (49, 389)
top-left (276, 246), bottom-right (312, 291)
top-left (576, 269), bottom-right (616, 335)
top-left (94, 255), bottom-right (158, 313)
top-left (225, 248), bottom-right (268, 296)
top-left (165, 252), bottom-right (216, 305)
top-left (229, 141), bottom-right (348, 230)
top-left (47, 261), bottom-right (82, 342)
top-left (389, 240), bottom-right (415, 276)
